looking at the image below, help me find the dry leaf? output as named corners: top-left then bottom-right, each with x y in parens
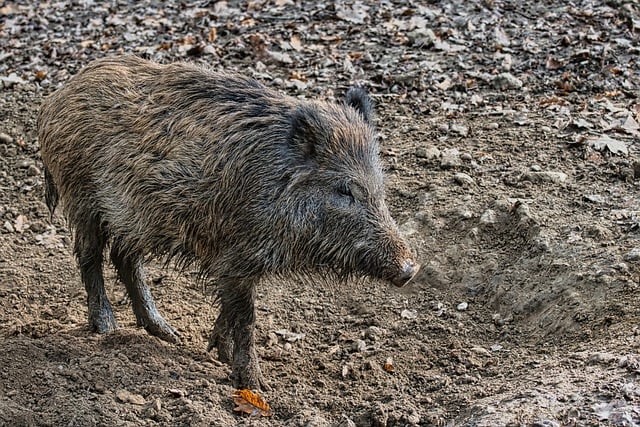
top-left (588, 135), bottom-right (628, 155)
top-left (232, 389), bottom-right (272, 417)
top-left (208, 27), bottom-right (217, 42)
top-left (290, 34), bottom-right (302, 51)
top-left (545, 56), bottom-right (564, 70)
top-left (383, 357), bottom-right (395, 372)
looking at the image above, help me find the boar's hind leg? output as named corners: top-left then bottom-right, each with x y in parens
top-left (218, 276), bottom-right (268, 390)
top-left (110, 246), bottom-right (180, 343)
top-left (74, 223), bottom-right (117, 334)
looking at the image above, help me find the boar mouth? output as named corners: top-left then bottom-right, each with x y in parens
top-left (389, 259), bottom-right (420, 287)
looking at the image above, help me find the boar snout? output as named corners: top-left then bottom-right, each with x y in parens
top-left (391, 259), bottom-right (420, 287)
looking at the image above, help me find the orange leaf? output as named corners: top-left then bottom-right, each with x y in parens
top-left (232, 389), bottom-right (272, 417)
top-left (383, 357), bottom-right (395, 373)
top-left (208, 27), bottom-right (217, 42)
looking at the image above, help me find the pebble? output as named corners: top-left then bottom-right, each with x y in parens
top-left (4, 221), bottom-right (14, 233)
top-left (492, 72), bottom-right (523, 90)
top-left (27, 164), bottom-right (41, 177)
top-left (352, 339), bottom-right (367, 352)
top-left (440, 148), bottom-right (461, 169)
top-left (0, 132), bottom-right (13, 144)
top-left (0, 73), bottom-right (25, 88)
top-left (115, 389), bottom-right (146, 405)
top-left (487, 122), bottom-right (499, 130)
top-left (364, 326), bottom-right (383, 342)
top-left (454, 172), bottom-right (475, 187)
top-left (401, 309), bottom-right (418, 319)
top-left (523, 171), bottom-right (568, 184)
top-left (451, 123), bottom-right (469, 137)
top-left (624, 248), bottom-right (640, 262)
top-left (479, 209), bottom-right (497, 226)
top-left (456, 302), bottom-right (468, 311)
top-left (460, 152), bottom-right (473, 161)
top-left (415, 145), bottom-right (440, 160)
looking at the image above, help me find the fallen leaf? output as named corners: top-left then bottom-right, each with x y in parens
top-left (588, 135), bottom-right (628, 155)
top-left (383, 357), bottom-right (395, 372)
top-left (545, 56), bottom-right (564, 70)
top-left (336, 1), bottom-right (369, 24)
top-left (289, 34), bottom-right (302, 51)
top-left (232, 389), bottom-right (272, 417)
top-left (208, 27), bottom-right (217, 42)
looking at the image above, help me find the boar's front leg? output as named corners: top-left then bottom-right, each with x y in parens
top-left (110, 246), bottom-right (180, 343)
top-left (214, 275), bottom-right (267, 390)
top-left (208, 305), bottom-right (233, 364)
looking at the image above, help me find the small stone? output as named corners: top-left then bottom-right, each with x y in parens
top-left (4, 220), bottom-right (14, 233)
top-left (0, 73), bottom-right (26, 88)
top-left (487, 122), bottom-right (499, 130)
top-left (460, 152), bottom-right (473, 161)
top-left (492, 72), bottom-right (523, 90)
top-left (454, 172), bottom-right (475, 187)
top-left (530, 164), bottom-right (542, 172)
top-left (624, 248), bottom-right (640, 262)
top-left (116, 389), bottom-right (146, 405)
top-left (456, 302), bottom-right (468, 311)
top-left (364, 326), bottom-right (383, 342)
top-left (479, 209), bottom-right (497, 226)
top-left (490, 344), bottom-right (503, 352)
top-left (27, 164), bottom-right (41, 177)
top-left (440, 148), bottom-right (461, 169)
top-left (401, 309), bottom-right (418, 319)
top-left (451, 123), bottom-right (469, 137)
top-left (458, 207), bottom-right (473, 219)
top-left (352, 339), bottom-right (367, 352)
top-left (0, 133), bottom-right (13, 144)
top-left (415, 145), bottom-right (440, 160)
top-left (523, 171), bottom-right (568, 184)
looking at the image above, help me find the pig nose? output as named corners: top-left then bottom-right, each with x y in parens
top-left (391, 260), bottom-right (419, 287)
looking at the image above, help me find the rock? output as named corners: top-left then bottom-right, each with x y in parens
top-left (364, 326), bottom-right (383, 342)
top-left (116, 389), bottom-right (146, 405)
top-left (522, 171), bottom-right (568, 184)
top-left (440, 148), bottom-right (461, 169)
top-left (27, 164), bottom-right (41, 177)
top-left (479, 209), bottom-right (497, 226)
top-left (3, 220), bottom-right (14, 233)
top-left (454, 172), bottom-right (475, 187)
top-left (456, 302), bottom-right (468, 311)
top-left (624, 248), bottom-right (640, 262)
top-left (451, 123), bottom-right (469, 137)
top-left (415, 145), bottom-right (440, 160)
top-left (401, 309), bottom-right (417, 319)
top-left (0, 132), bottom-right (13, 144)
top-left (352, 339), bottom-right (367, 352)
top-left (492, 73), bottom-right (523, 90)
top-left (0, 73), bottom-right (26, 88)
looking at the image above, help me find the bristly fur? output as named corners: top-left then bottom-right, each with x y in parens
top-left (38, 55), bottom-right (417, 390)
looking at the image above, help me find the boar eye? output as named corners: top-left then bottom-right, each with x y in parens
top-left (336, 184), bottom-right (355, 203)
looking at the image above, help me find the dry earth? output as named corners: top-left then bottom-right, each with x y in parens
top-left (1, 1), bottom-right (640, 425)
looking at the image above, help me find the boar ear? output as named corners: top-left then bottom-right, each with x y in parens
top-left (345, 87), bottom-right (374, 124)
top-left (289, 105), bottom-right (329, 160)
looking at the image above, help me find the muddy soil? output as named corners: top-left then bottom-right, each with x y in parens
top-left (1, 1), bottom-right (639, 425)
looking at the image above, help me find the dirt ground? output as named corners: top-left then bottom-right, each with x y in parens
top-left (1, 1), bottom-right (639, 425)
